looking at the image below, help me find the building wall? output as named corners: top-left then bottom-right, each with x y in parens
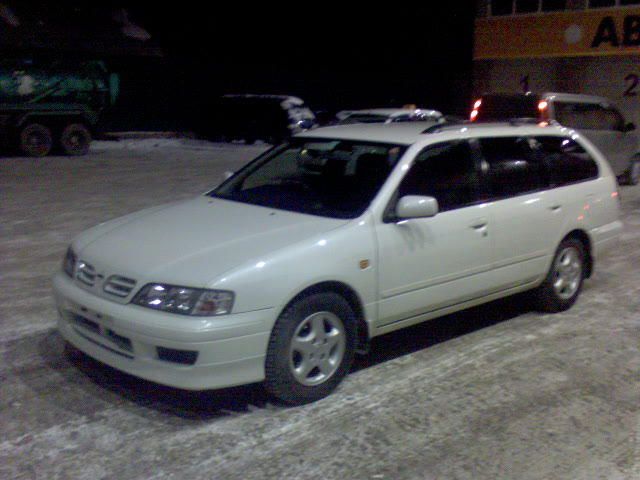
top-left (474, 56), bottom-right (640, 125)
top-left (472, 2), bottom-right (640, 126)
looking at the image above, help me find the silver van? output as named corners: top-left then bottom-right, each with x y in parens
top-left (470, 92), bottom-right (640, 185)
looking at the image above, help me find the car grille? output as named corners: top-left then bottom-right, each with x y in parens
top-left (103, 275), bottom-right (137, 298)
top-left (76, 261), bottom-right (97, 286)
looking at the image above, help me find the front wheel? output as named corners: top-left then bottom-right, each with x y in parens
top-left (265, 292), bottom-right (356, 405)
top-left (533, 238), bottom-right (585, 313)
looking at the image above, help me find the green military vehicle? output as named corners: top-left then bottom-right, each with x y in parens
top-left (0, 59), bottom-right (118, 157)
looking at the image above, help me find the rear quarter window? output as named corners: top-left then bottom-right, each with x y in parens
top-left (533, 136), bottom-right (599, 186)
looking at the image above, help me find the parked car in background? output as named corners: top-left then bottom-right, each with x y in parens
top-left (200, 94), bottom-right (317, 145)
top-left (336, 107), bottom-right (443, 125)
top-left (54, 121), bottom-right (622, 405)
top-left (470, 92), bottom-right (640, 184)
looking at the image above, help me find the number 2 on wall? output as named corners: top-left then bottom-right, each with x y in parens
top-left (624, 74), bottom-right (638, 97)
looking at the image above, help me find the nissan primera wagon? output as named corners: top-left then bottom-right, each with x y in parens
top-left (53, 122), bottom-right (622, 405)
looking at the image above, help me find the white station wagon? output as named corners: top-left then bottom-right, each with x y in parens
top-left (54, 122), bottom-right (622, 405)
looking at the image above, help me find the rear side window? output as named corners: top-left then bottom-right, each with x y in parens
top-left (533, 136), bottom-right (599, 186)
top-left (478, 136), bottom-right (548, 198)
top-left (553, 102), bottom-right (625, 131)
top-left (398, 141), bottom-right (481, 211)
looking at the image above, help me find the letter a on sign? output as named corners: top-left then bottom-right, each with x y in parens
top-left (591, 16), bottom-right (619, 48)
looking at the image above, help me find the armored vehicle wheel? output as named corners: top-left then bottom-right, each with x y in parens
top-left (60, 123), bottom-right (92, 156)
top-left (19, 123), bottom-right (53, 157)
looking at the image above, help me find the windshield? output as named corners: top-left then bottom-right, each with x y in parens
top-left (211, 139), bottom-right (406, 218)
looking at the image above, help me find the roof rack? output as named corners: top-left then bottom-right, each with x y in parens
top-left (422, 117), bottom-right (555, 134)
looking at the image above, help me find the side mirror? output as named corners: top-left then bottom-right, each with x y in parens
top-left (624, 122), bottom-right (636, 132)
top-left (396, 195), bottom-right (439, 220)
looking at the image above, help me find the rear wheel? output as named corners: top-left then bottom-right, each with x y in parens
top-left (19, 123), bottom-right (53, 157)
top-left (534, 237), bottom-right (585, 312)
top-left (265, 292), bottom-right (356, 405)
top-left (60, 123), bottom-right (91, 156)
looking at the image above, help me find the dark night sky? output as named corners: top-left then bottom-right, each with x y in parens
top-left (133, 3), bottom-right (477, 123)
top-left (3, 2), bottom-right (477, 129)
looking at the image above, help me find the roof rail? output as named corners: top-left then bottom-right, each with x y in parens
top-left (421, 121), bottom-right (469, 134)
top-left (421, 117), bottom-right (557, 135)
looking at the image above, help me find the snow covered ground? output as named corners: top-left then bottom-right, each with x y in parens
top-left (0, 140), bottom-right (267, 343)
top-left (1, 140), bottom-right (639, 479)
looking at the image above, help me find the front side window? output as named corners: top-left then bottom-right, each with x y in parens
top-left (397, 141), bottom-right (482, 211)
top-left (212, 139), bottom-right (406, 218)
top-left (533, 136), bottom-right (599, 185)
top-left (478, 136), bottom-right (548, 198)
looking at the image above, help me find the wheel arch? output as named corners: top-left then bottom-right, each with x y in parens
top-left (562, 229), bottom-right (593, 278)
top-left (280, 281), bottom-right (370, 354)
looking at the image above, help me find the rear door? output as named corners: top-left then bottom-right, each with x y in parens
top-left (475, 135), bottom-right (558, 289)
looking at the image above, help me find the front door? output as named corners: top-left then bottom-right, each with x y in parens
top-left (375, 140), bottom-right (494, 331)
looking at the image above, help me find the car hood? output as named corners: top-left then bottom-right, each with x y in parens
top-left (76, 196), bottom-right (348, 287)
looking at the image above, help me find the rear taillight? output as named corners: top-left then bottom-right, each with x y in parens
top-left (470, 99), bottom-right (482, 121)
top-left (612, 190), bottom-right (621, 207)
top-left (538, 100), bottom-right (549, 121)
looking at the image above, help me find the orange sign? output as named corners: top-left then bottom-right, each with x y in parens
top-left (474, 8), bottom-right (640, 59)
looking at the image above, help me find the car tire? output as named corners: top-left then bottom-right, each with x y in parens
top-left (60, 123), bottom-right (92, 156)
top-left (264, 292), bottom-right (356, 405)
top-left (19, 123), bottom-right (53, 157)
top-left (534, 237), bottom-right (585, 313)
top-left (625, 159), bottom-right (640, 186)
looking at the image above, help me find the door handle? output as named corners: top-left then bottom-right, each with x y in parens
top-left (470, 218), bottom-right (489, 237)
top-left (549, 205), bottom-right (562, 212)
top-left (470, 218), bottom-right (488, 229)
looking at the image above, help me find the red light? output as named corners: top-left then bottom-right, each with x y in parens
top-left (470, 109), bottom-right (479, 121)
top-left (538, 101), bottom-right (548, 111)
top-left (611, 191), bottom-right (619, 198)
top-left (473, 99), bottom-right (482, 109)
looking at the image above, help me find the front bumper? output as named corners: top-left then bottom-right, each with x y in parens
top-left (53, 272), bottom-right (274, 390)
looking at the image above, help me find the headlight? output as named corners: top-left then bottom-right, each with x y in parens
top-left (132, 283), bottom-right (234, 316)
top-left (63, 247), bottom-right (77, 278)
